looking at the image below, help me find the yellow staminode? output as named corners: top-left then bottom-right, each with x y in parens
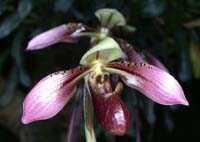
top-left (93, 62), bottom-right (103, 76)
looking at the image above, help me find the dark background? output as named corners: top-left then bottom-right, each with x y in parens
top-left (0, 0), bottom-right (200, 142)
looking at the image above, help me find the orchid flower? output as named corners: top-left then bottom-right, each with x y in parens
top-left (26, 8), bottom-right (134, 51)
top-left (22, 36), bottom-right (188, 128)
top-left (22, 8), bottom-right (189, 142)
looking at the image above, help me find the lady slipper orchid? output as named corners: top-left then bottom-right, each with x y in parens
top-left (22, 8), bottom-right (189, 141)
top-left (22, 36), bottom-right (188, 126)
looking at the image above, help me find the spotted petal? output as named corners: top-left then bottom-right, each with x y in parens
top-left (145, 53), bottom-right (169, 72)
top-left (27, 23), bottom-right (87, 50)
top-left (104, 62), bottom-right (189, 106)
top-left (22, 66), bottom-right (90, 124)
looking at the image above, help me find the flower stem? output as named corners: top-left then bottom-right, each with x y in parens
top-left (84, 77), bottom-right (97, 142)
top-left (131, 91), bottom-right (141, 142)
top-left (66, 103), bottom-right (78, 142)
top-left (66, 84), bottom-right (83, 142)
top-left (135, 107), bottom-right (141, 142)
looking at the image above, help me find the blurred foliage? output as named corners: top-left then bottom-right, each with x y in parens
top-left (0, 0), bottom-right (200, 142)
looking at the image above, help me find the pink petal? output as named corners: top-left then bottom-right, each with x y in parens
top-left (145, 53), bottom-right (169, 72)
top-left (105, 61), bottom-right (189, 106)
top-left (27, 23), bottom-right (87, 50)
top-left (22, 66), bottom-right (89, 124)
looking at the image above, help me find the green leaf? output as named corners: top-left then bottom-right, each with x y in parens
top-left (0, 51), bottom-right (9, 72)
top-left (141, 0), bottom-right (166, 17)
top-left (0, 0), bottom-right (32, 39)
top-left (11, 32), bottom-right (31, 87)
top-left (0, 14), bottom-right (21, 39)
top-left (0, 66), bottom-right (19, 107)
top-left (18, 0), bottom-right (32, 18)
top-left (184, 19), bottom-right (200, 28)
top-left (0, 1), bottom-right (6, 16)
top-left (54, 0), bottom-right (74, 12)
top-left (164, 110), bottom-right (174, 132)
top-left (95, 8), bottom-right (126, 29)
top-left (176, 31), bottom-right (192, 81)
top-left (190, 40), bottom-right (200, 79)
top-left (80, 37), bottom-right (123, 66)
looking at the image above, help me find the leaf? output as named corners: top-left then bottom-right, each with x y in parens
top-left (80, 37), bottom-right (123, 66)
top-left (184, 19), bottom-right (200, 28)
top-left (146, 101), bottom-right (156, 128)
top-left (0, 0), bottom-right (32, 39)
top-left (54, 0), bottom-right (74, 12)
top-left (175, 31), bottom-right (193, 81)
top-left (18, 0), bottom-right (32, 18)
top-left (164, 110), bottom-right (174, 132)
top-left (141, 0), bottom-right (166, 17)
top-left (0, 1), bottom-right (6, 16)
top-left (0, 14), bottom-right (21, 39)
top-left (11, 32), bottom-right (31, 87)
top-left (0, 51), bottom-right (9, 72)
top-left (0, 66), bottom-right (19, 107)
top-left (190, 40), bottom-right (200, 79)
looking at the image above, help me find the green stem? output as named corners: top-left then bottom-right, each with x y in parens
top-left (78, 32), bottom-right (108, 40)
top-left (83, 76), bottom-right (97, 142)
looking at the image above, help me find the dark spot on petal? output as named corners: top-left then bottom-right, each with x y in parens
top-left (127, 63), bottom-right (131, 67)
top-left (140, 63), bottom-right (146, 67)
top-left (121, 60), bottom-right (125, 64)
top-left (148, 66), bottom-right (152, 69)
